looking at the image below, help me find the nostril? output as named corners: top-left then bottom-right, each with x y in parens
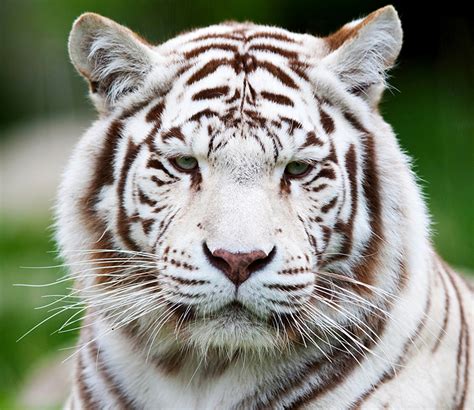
top-left (202, 242), bottom-right (231, 274)
top-left (203, 242), bottom-right (276, 286)
top-left (247, 246), bottom-right (276, 274)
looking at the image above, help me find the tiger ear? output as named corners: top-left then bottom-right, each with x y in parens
top-left (68, 13), bottom-right (154, 112)
top-left (322, 5), bottom-right (403, 102)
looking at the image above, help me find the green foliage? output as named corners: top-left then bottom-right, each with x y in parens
top-left (383, 66), bottom-right (474, 268)
top-left (0, 216), bottom-right (77, 405)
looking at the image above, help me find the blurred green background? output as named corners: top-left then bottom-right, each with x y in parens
top-left (0, 0), bottom-right (472, 408)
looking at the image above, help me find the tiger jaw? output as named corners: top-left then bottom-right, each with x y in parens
top-left (167, 300), bottom-right (305, 353)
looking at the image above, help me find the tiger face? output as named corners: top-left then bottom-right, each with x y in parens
top-left (60, 7), bottom-right (403, 356)
top-left (111, 84), bottom-right (343, 350)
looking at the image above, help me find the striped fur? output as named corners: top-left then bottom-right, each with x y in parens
top-left (58, 6), bottom-right (473, 409)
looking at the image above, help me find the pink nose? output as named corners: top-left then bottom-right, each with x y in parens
top-left (203, 244), bottom-right (276, 286)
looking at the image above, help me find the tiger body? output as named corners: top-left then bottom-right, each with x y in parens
top-left (58, 6), bottom-right (473, 409)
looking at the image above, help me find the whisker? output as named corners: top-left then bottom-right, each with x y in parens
top-left (316, 271), bottom-right (399, 300)
top-left (20, 257), bottom-right (159, 270)
top-left (61, 248), bottom-right (160, 260)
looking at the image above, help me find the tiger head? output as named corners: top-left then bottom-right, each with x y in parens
top-left (59, 6), bottom-right (416, 358)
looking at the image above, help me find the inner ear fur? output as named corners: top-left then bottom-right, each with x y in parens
top-left (68, 13), bottom-right (154, 111)
top-left (322, 5), bottom-right (403, 100)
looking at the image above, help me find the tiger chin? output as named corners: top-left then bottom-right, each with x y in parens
top-left (57, 5), bottom-right (473, 409)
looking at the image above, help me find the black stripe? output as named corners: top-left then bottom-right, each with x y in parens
top-left (321, 197), bottom-right (338, 213)
top-left (247, 32), bottom-right (297, 43)
top-left (257, 60), bottom-right (298, 89)
top-left (147, 158), bottom-right (176, 178)
top-left (192, 86), bottom-right (230, 101)
top-left (261, 91), bottom-right (294, 106)
top-left (350, 284), bottom-right (432, 408)
top-left (116, 140), bottom-right (141, 251)
top-left (432, 265), bottom-right (450, 352)
top-left (186, 59), bottom-right (230, 85)
top-left (77, 352), bottom-right (98, 409)
top-left (189, 109), bottom-right (220, 122)
top-left (184, 44), bottom-right (238, 59)
top-left (248, 44), bottom-right (298, 59)
top-left (88, 339), bottom-right (137, 410)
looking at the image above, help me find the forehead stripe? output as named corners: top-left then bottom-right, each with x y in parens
top-left (248, 44), bottom-right (299, 59)
top-left (190, 32), bottom-right (244, 43)
top-left (189, 109), bottom-right (220, 122)
top-left (260, 91), bottom-right (294, 106)
top-left (186, 58), bottom-right (230, 85)
top-left (246, 32), bottom-right (298, 43)
top-left (192, 86), bottom-right (230, 101)
top-left (257, 60), bottom-right (298, 89)
top-left (184, 43), bottom-right (239, 59)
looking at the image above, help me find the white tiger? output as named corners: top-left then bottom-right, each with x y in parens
top-left (57, 5), bottom-right (473, 409)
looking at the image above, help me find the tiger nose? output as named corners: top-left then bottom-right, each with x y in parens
top-left (203, 243), bottom-right (276, 286)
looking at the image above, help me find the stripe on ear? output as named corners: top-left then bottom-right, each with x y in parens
top-left (322, 5), bottom-right (403, 100)
top-left (68, 13), bottom-right (154, 111)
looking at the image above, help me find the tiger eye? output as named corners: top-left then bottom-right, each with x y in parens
top-left (284, 161), bottom-right (311, 178)
top-left (173, 156), bottom-right (198, 171)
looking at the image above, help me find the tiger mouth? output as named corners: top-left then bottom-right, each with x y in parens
top-left (168, 299), bottom-right (300, 335)
top-left (163, 298), bottom-right (307, 354)
top-left (169, 300), bottom-right (263, 323)
top-left (214, 301), bottom-right (263, 320)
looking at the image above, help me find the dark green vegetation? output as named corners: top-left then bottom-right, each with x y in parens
top-left (0, 218), bottom-right (73, 408)
top-left (0, 0), bottom-right (472, 407)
